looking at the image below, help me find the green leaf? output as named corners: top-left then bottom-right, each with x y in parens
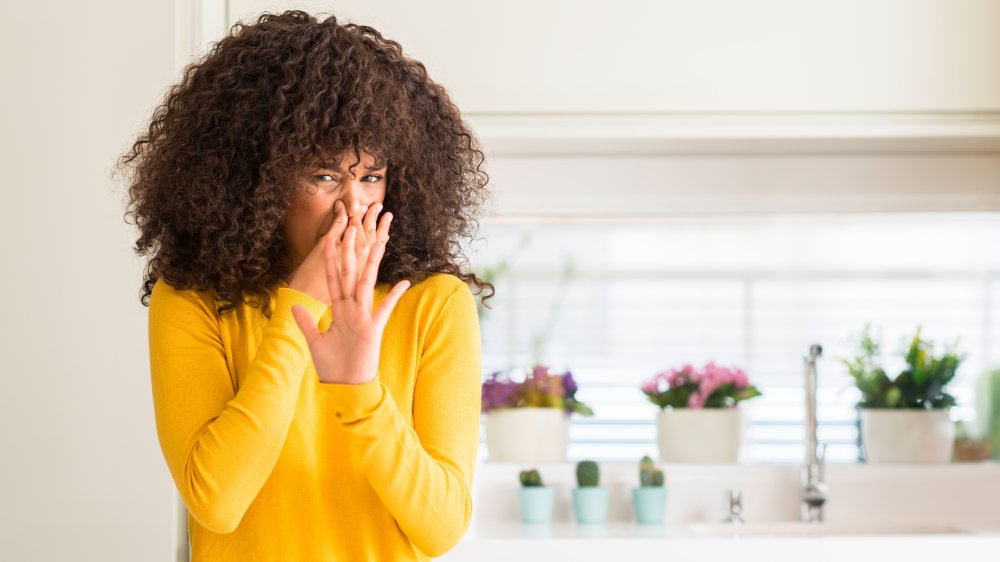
top-left (885, 386), bottom-right (901, 408)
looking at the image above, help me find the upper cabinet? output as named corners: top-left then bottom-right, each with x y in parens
top-left (226, 0), bottom-right (1000, 154)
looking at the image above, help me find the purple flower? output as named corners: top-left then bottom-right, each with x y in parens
top-left (482, 365), bottom-right (594, 416)
top-left (563, 370), bottom-right (578, 394)
top-left (481, 370), bottom-right (521, 413)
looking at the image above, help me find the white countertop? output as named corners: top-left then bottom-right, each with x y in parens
top-left (438, 461), bottom-right (1000, 561)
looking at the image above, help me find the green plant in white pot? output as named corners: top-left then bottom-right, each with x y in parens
top-left (976, 368), bottom-right (1000, 461)
top-left (631, 455), bottom-right (667, 524)
top-left (844, 325), bottom-right (963, 464)
top-left (571, 460), bottom-right (609, 525)
top-left (517, 468), bottom-right (555, 524)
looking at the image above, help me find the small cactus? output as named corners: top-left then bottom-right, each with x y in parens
top-left (519, 468), bottom-right (543, 487)
top-left (576, 460), bottom-right (600, 487)
top-left (639, 455), bottom-right (665, 487)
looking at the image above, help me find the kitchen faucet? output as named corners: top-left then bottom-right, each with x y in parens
top-left (723, 489), bottom-right (744, 524)
top-left (801, 344), bottom-right (828, 523)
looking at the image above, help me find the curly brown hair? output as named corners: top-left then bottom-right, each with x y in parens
top-left (118, 10), bottom-right (494, 317)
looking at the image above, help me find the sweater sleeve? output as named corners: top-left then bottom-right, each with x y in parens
top-left (318, 281), bottom-right (482, 558)
top-left (148, 280), bottom-right (329, 534)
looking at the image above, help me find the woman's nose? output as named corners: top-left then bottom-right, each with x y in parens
top-left (338, 192), bottom-right (367, 218)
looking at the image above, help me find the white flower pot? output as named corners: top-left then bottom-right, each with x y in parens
top-left (485, 407), bottom-right (569, 463)
top-left (860, 408), bottom-right (955, 464)
top-left (656, 408), bottom-right (744, 463)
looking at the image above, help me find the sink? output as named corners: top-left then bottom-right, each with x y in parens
top-left (687, 521), bottom-right (972, 538)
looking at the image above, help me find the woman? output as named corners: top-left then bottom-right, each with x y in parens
top-left (119, 10), bottom-right (494, 561)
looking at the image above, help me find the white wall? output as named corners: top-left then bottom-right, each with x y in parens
top-left (1, 2), bottom-right (179, 561)
top-left (229, 0), bottom-right (1000, 113)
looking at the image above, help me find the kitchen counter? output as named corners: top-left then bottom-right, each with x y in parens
top-left (441, 525), bottom-right (1000, 561)
top-left (438, 461), bottom-right (1000, 561)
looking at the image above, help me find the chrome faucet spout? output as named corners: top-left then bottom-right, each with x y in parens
top-left (802, 344), bottom-right (828, 523)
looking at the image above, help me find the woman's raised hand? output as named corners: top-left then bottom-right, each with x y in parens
top-left (289, 210), bottom-right (410, 385)
top-left (287, 200), bottom-right (383, 306)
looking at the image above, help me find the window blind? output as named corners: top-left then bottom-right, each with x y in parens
top-left (469, 214), bottom-right (1000, 463)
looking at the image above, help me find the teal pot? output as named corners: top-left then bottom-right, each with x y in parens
top-left (518, 487), bottom-right (556, 524)
top-left (631, 487), bottom-right (668, 524)
top-left (572, 487), bottom-right (609, 524)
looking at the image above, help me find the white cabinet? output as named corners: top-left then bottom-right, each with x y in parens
top-left (230, 0), bottom-right (1000, 114)
top-left (226, 0), bottom-right (1000, 155)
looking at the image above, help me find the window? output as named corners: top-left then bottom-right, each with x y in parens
top-left (468, 213), bottom-right (1000, 463)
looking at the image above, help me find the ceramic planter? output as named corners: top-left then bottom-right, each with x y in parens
top-left (656, 407), bottom-right (744, 462)
top-left (860, 408), bottom-right (955, 464)
top-left (485, 407), bottom-right (569, 463)
top-left (572, 487), bottom-right (609, 524)
top-left (517, 486), bottom-right (556, 524)
top-left (631, 487), bottom-right (668, 524)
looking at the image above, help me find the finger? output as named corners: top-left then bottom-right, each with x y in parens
top-left (363, 203), bottom-right (381, 244)
top-left (358, 212), bottom-right (390, 284)
top-left (352, 209), bottom-right (370, 274)
top-left (323, 235), bottom-right (345, 303)
top-left (372, 279), bottom-right (410, 329)
top-left (328, 199), bottom-right (350, 242)
top-left (358, 231), bottom-right (386, 312)
top-left (340, 223), bottom-right (357, 300)
top-left (290, 304), bottom-right (321, 344)
top-left (318, 200), bottom-right (349, 302)
top-left (376, 210), bottom-right (393, 239)
top-left (348, 208), bottom-right (367, 242)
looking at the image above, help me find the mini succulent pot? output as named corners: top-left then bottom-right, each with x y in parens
top-left (632, 455), bottom-right (668, 524)
top-left (517, 468), bottom-right (556, 524)
top-left (518, 487), bottom-right (556, 524)
top-left (571, 460), bottom-right (609, 524)
top-left (631, 487), bottom-right (668, 524)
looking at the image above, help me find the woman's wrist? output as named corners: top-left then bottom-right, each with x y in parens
top-left (318, 371), bottom-right (378, 385)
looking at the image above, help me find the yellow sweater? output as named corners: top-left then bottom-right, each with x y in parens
top-left (147, 273), bottom-right (482, 561)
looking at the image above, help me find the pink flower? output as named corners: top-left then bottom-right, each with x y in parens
top-left (669, 365), bottom-right (698, 388)
top-left (641, 377), bottom-right (661, 394)
top-left (732, 368), bottom-right (749, 388)
top-left (687, 391), bottom-right (706, 408)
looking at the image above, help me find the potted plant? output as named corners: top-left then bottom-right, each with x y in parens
top-left (844, 325), bottom-right (963, 464)
top-left (631, 455), bottom-right (667, 524)
top-left (571, 460), bottom-right (608, 524)
top-left (640, 362), bottom-right (761, 462)
top-left (482, 365), bottom-right (594, 462)
top-left (517, 468), bottom-right (556, 524)
top-left (976, 368), bottom-right (1000, 461)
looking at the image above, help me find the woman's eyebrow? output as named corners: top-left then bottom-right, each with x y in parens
top-left (315, 161), bottom-right (387, 171)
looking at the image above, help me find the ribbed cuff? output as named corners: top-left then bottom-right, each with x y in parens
top-left (274, 287), bottom-right (328, 325)
top-left (318, 377), bottom-right (386, 424)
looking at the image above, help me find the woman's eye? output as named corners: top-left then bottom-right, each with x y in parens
top-left (314, 174), bottom-right (339, 183)
top-left (362, 174), bottom-right (384, 183)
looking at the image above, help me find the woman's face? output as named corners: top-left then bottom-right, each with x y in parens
top-left (283, 149), bottom-right (388, 268)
